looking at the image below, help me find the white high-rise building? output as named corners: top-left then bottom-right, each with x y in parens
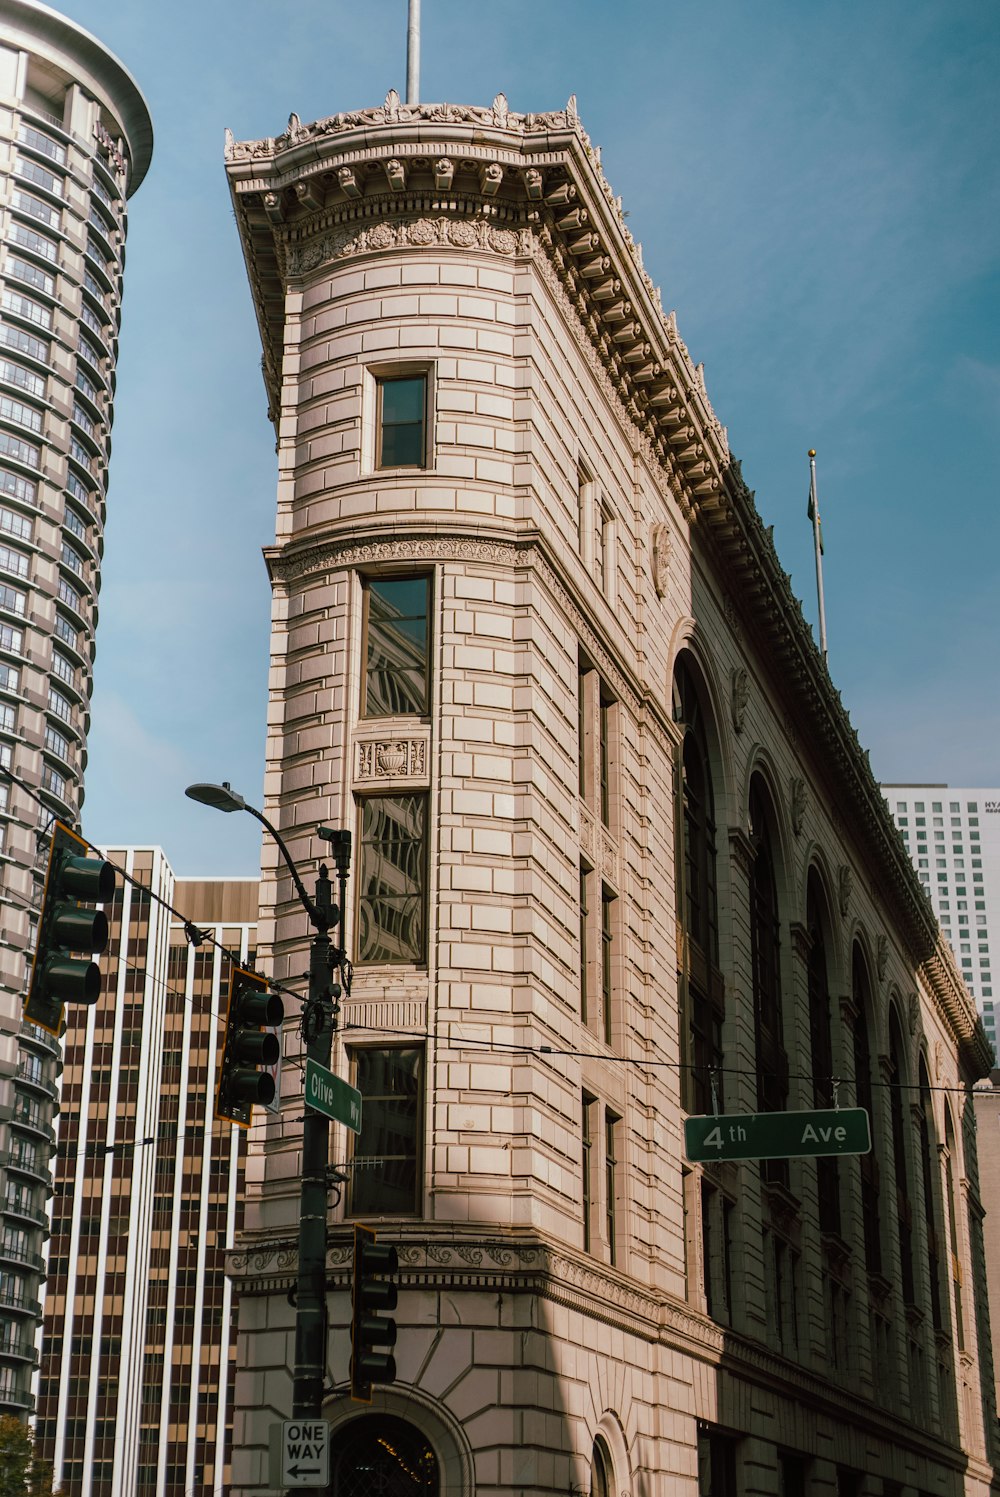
top-left (0, 0), bottom-right (151, 1417)
top-left (884, 787), bottom-right (999, 1055)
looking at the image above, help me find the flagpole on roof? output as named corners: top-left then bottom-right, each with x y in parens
top-left (808, 449), bottom-right (828, 661)
top-left (406, 0), bottom-right (421, 105)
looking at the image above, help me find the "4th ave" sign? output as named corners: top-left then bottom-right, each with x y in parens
top-left (684, 1107), bottom-right (871, 1163)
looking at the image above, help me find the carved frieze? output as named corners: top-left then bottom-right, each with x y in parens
top-left (286, 215), bottom-right (532, 275)
top-left (356, 738), bottom-right (427, 780)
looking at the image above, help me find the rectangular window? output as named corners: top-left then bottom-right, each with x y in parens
top-left (579, 864), bottom-right (590, 1023)
top-left (578, 661), bottom-right (617, 832)
top-left (0, 360), bottom-right (44, 399)
top-left (577, 462), bottom-right (594, 555)
top-left (594, 501), bottom-right (610, 592)
top-left (51, 650), bottom-right (75, 687)
top-left (11, 189), bottom-right (58, 228)
top-left (605, 1110), bottom-right (619, 1267)
top-left (376, 374), bottom-right (427, 468)
top-left (0, 584), bottom-right (25, 616)
top-left (0, 663), bottom-right (20, 693)
top-left (58, 576), bottom-right (83, 612)
top-left (0, 429), bottom-right (39, 468)
top-left (15, 157), bottom-right (61, 196)
top-left (601, 886), bottom-right (615, 1045)
top-left (348, 1047), bottom-right (421, 1215)
top-left (0, 395), bottom-right (41, 434)
top-left (17, 125), bottom-right (66, 166)
top-left (8, 222), bottom-right (57, 265)
top-left (0, 323), bottom-right (48, 365)
top-left (47, 686), bottom-right (72, 723)
top-left (357, 794), bottom-right (426, 964)
top-left (582, 1093), bottom-right (594, 1253)
top-left (362, 574), bottom-right (430, 716)
top-left (6, 256), bottom-right (54, 298)
top-left (0, 546), bottom-right (28, 579)
top-left (1, 291), bottom-right (51, 331)
top-left (0, 625), bottom-right (23, 654)
top-left (44, 724), bottom-right (70, 760)
top-left (53, 613), bottom-right (78, 650)
top-left (0, 470), bottom-right (36, 507)
top-left (40, 764), bottom-right (66, 799)
top-left (61, 540), bottom-right (84, 575)
top-left (0, 703), bottom-right (15, 734)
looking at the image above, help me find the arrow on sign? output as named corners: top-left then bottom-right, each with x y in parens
top-left (288, 1467), bottom-right (321, 1479)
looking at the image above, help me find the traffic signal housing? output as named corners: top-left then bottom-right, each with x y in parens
top-left (351, 1223), bottom-right (398, 1402)
top-left (25, 821), bottom-right (115, 1034)
top-left (215, 966), bottom-right (283, 1128)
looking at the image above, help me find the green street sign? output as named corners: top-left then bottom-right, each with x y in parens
top-left (305, 1059), bottom-right (362, 1133)
top-left (684, 1107), bottom-right (871, 1163)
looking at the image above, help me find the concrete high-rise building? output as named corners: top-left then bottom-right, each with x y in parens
top-left (33, 847), bottom-right (257, 1497)
top-left (0, 2), bottom-right (151, 1416)
top-left (225, 96), bottom-right (998, 1497)
top-left (884, 787), bottom-right (999, 1055)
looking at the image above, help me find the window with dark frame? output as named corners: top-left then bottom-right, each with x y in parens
top-left (357, 794), bottom-right (427, 965)
top-left (673, 657), bottom-right (723, 1116)
top-left (605, 1110), bottom-right (619, 1267)
top-left (582, 1093), bottom-right (594, 1253)
top-left (362, 574), bottom-right (430, 717)
top-left (376, 373), bottom-right (427, 468)
top-left (348, 1047), bottom-right (422, 1216)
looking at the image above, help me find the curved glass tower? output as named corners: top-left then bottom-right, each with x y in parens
top-left (0, 0), bottom-right (151, 1415)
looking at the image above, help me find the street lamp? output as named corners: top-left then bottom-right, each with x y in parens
top-left (185, 781), bottom-right (351, 1421)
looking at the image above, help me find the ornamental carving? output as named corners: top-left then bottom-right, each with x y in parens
top-left (356, 739), bottom-right (426, 780)
top-left (650, 522), bottom-right (671, 599)
top-left (790, 777), bottom-right (806, 837)
top-left (876, 933), bottom-right (889, 982)
top-left (838, 864), bottom-right (853, 918)
top-left (730, 667), bottom-right (748, 734)
top-left (907, 991), bottom-right (919, 1037)
top-left (723, 593), bottom-right (742, 640)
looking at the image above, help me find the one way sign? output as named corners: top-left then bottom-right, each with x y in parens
top-left (279, 1420), bottom-right (330, 1488)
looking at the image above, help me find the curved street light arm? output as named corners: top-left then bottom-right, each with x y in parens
top-left (240, 801), bottom-right (327, 931)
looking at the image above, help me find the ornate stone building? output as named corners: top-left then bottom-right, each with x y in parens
top-left (225, 93), bottom-right (999, 1497)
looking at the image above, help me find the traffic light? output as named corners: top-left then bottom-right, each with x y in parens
top-left (215, 966), bottom-right (284, 1128)
top-left (351, 1223), bottom-right (398, 1401)
top-left (25, 821), bottom-right (115, 1034)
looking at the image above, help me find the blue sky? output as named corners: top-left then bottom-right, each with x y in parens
top-left (51, 0), bottom-right (999, 874)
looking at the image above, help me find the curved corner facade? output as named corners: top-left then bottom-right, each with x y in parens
top-left (0, 1), bottom-right (150, 1416)
top-left (226, 99), bottom-right (998, 1496)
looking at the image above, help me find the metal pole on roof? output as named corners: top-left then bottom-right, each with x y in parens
top-left (808, 449), bottom-right (828, 661)
top-left (406, 0), bottom-right (421, 105)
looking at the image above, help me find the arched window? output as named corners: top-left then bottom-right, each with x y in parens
top-left (851, 947), bottom-right (881, 1275)
top-left (807, 875), bottom-right (839, 1236)
top-left (944, 1104), bottom-right (965, 1350)
top-left (918, 1057), bottom-right (943, 1330)
top-left (591, 1435), bottom-right (614, 1497)
top-left (888, 1008), bottom-right (915, 1307)
top-left (673, 657), bottom-right (722, 1113)
top-left (749, 778), bottom-right (787, 1115)
top-left (328, 1415), bottom-right (438, 1495)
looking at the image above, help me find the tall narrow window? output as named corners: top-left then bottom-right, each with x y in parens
top-left (605, 1110), bottom-right (619, 1267)
top-left (348, 1048), bottom-right (422, 1215)
top-left (807, 878), bottom-right (840, 1237)
top-left (582, 1093), bottom-right (594, 1253)
top-left (944, 1106), bottom-right (964, 1350)
top-left (889, 1008), bottom-right (916, 1306)
top-left (357, 794), bottom-right (426, 964)
top-left (673, 658), bottom-right (722, 1115)
top-left (852, 948), bottom-right (882, 1276)
top-left (918, 1058), bottom-right (943, 1330)
top-left (578, 659), bottom-right (617, 832)
top-left (362, 575), bottom-right (430, 716)
top-left (577, 463), bottom-right (594, 555)
top-left (601, 886), bottom-right (615, 1045)
top-left (376, 374), bottom-right (427, 468)
top-left (749, 779), bottom-right (787, 1114)
top-left (579, 864), bottom-right (590, 1023)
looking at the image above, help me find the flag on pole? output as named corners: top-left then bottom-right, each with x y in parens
top-left (807, 456), bottom-right (824, 554)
